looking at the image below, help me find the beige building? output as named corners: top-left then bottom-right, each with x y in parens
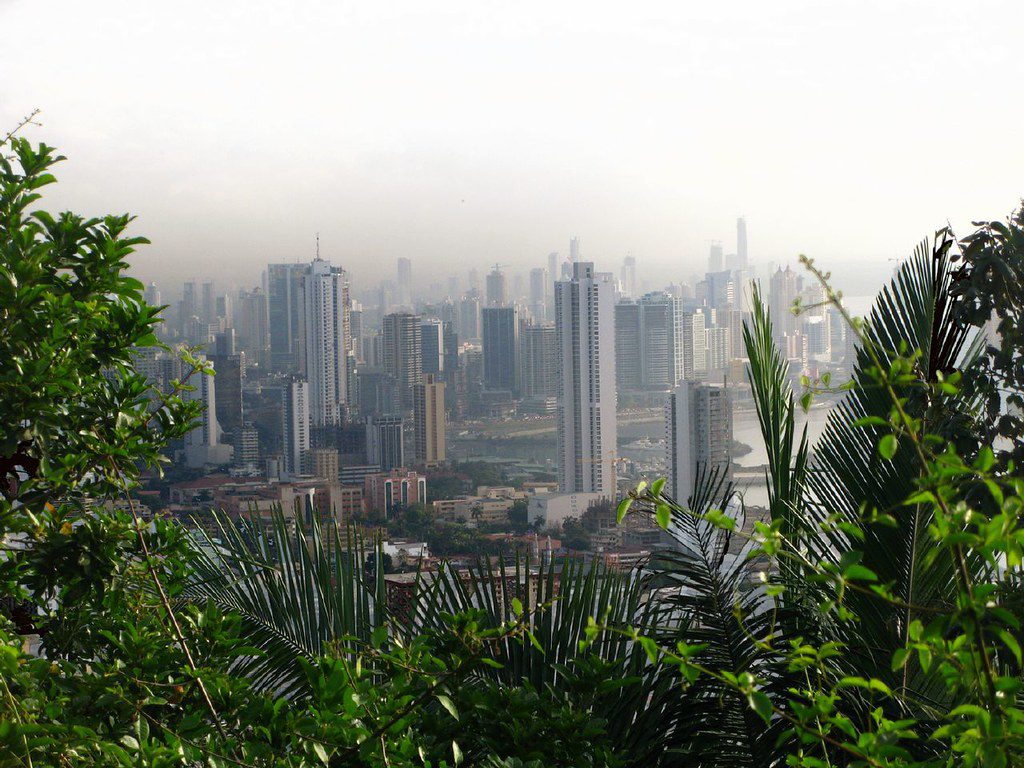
top-left (414, 374), bottom-right (446, 466)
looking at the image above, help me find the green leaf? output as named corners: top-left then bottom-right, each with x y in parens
top-left (878, 433), bottom-right (898, 460)
top-left (436, 694), bottom-right (459, 721)
top-left (452, 740), bottom-right (463, 765)
top-left (616, 497), bottom-right (632, 523)
top-left (748, 690), bottom-right (773, 724)
top-left (655, 504), bottom-right (671, 530)
top-left (312, 742), bottom-right (329, 765)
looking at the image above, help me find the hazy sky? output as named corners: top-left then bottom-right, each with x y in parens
top-left (2, 0), bottom-right (1022, 295)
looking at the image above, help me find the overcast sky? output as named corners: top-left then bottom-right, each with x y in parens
top-left (2, 0), bottom-right (1022, 295)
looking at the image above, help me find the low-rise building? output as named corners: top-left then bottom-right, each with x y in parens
top-left (364, 470), bottom-right (427, 518)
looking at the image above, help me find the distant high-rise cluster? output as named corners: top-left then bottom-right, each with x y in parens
top-left (137, 214), bottom-right (857, 528)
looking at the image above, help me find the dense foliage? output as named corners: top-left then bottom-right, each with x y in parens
top-left (1, 132), bottom-right (1021, 767)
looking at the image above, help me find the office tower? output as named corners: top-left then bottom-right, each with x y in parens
top-left (367, 415), bottom-right (405, 470)
top-left (382, 312), bottom-right (422, 409)
top-left (769, 266), bottom-right (799, 341)
top-left (302, 259), bottom-right (351, 426)
top-left (458, 294), bottom-right (481, 341)
top-left (212, 352), bottom-right (244, 440)
top-left (737, 217), bottom-right (748, 267)
top-left (614, 300), bottom-right (643, 391)
top-left (420, 319), bottom-right (444, 375)
top-left (467, 268), bottom-right (480, 294)
top-left (442, 321), bottom-right (460, 412)
top-left (183, 356), bottom-right (232, 468)
top-left (179, 281), bottom-right (197, 336)
top-left (665, 381), bottom-right (733, 504)
top-left (703, 270), bottom-right (736, 312)
top-left (681, 311), bottom-right (707, 380)
top-left (235, 422), bottom-right (260, 471)
top-left (144, 281), bottom-right (161, 308)
top-left (620, 255), bottom-right (637, 299)
top-left (708, 242), bottom-right (724, 273)
top-left (282, 376), bottom-right (310, 478)
top-left (485, 267), bottom-right (508, 307)
top-left (396, 257), bottom-right (413, 306)
top-left (357, 369), bottom-right (399, 418)
top-left (413, 374), bottom-right (446, 466)
top-left (518, 321), bottom-right (558, 398)
top-left (200, 281), bottom-right (215, 324)
top-left (349, 307), bottom-right (364, 362)
top-left (481, 306), bottom-right (519, 393)
top-left (555, 262), bottom-right (617, 495)
top-left (236, 288), bottom-right (270, 367)
top-left (266, 263), bottom-right (307, 372)
top-left (214, 329), bottom-right (236, 357)
top-left (615, 293), bottom-right (684, 391)
top-left (528, 267), bottom-right (548, 321)
top-left (546, 252), bottom-right (559, 313)
top-left (705, 326), bottom-right (731, 372)
top-left (215, 294), bottom-right (232, 327)
top-left (569, 236), bottom-right (580, 263)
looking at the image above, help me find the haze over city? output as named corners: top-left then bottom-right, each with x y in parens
top-left (3, 0), bottom-right (1023, 294)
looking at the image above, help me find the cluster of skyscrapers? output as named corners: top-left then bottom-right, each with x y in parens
top-left (142, 216), bottom-right (852, 513)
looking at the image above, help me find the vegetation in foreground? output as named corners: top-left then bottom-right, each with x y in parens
top-left (1, 132), bottom-right (1022, 766)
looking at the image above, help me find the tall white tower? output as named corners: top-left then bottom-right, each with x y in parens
top-left (302, 259), bottom-right (351, 426)
top-left (555, 262), bottom-right (617, 495)
top-left (665, 381), bottom-right (732, 505)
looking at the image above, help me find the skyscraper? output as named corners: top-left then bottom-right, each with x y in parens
top-left (569, 236), bottom-right (580, 263)
top-left (236, 288), bottom-right (270, 368)
top-left (413, 374), bottom-right (446, 466)
top-left (481, 306), bottom-right (519, 393)
top-left (266, 263), bottom-right (307, 372)
top-left (420, 319), bottom-right (444, 375)
top-left (665, 381), bottom-right (732, 504)
top-left (485, 267), bottom-right (508, 307)
top-left (528, 267), bottom-right (548, 321)
top-left (518, 321), bottom-right (558, 399)
top-left (382, 312), bottom-right (423, 409)
top-left (396, 257), bottom-right (413, 306)
top-left (681, 311), bottom-right (707, 380)
top-left (615, 293), bottom-right (684, 391)
top-left (708, 242), bottom-right (724, 273)
top-left (620, 255), bottom-right (637, 299)
top-left (367, 414), bottom-right (405, 471)
top-left (302, 258), bottom-right (351, 426)
top-left (770, 266), bottom-right (800, 344)
top-left (183, 355), bottom-right (232, 468)
top-left (737, 217), bottom-right (748, 267)
top-left (144, 281), bottom-right (161, 308)
top-left (555, 262), bottom-right (617, 495)
top-left (282, 376), bottom-right (310, 478)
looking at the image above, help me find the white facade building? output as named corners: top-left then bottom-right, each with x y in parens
top-left (555, 262), bottom-right (617, 495)
top-left (302, 258), bottom-right (351, 426)
top-left (282, 377), bottom-right (310, 479)
top-left (183, 356), bottom-right (233, 468)
top-left (665, 381), bottom-right (732, 506)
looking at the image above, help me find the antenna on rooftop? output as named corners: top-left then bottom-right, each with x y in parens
top-left (315, 232), bottom-right (320, 260)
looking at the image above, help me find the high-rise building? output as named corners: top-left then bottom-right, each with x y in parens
top-left (481, 306), bottom-right (519, 393)
top-left (485, 267), bottom-right (508, 307)
top-left (201, 281), bottom-right (215, 323)
top-left (615, 293), bottom-right (684, 391)
top-left (367, 415), bottom-right (405, 471)
top-left (528, 267), bottom-right (548, 321)
top-left (235, 422), bottom-right (260, 471)
top-left (266, 263), bottom-right (307, 372)
top-left (620, 255), bottom-right (637, 299)
top-left (382, 312), bottom-right (423, 410)
top-left (681, 311), bottom-right (707, 380)
top-left (144, 281), bottom-right (161, 308)
top-left (769, 266), bottom-right (800, 342)
top-left (708, 242), bottom-right (724, 273)
top-left (179, 281), bottom-right (197, 337)
top-left (413, 374), bottom-right (446, 466)
top-left (569, 236), bottom-right (580, 263)
top-left (555, 262), bottom-right (617, 495)
top-left (236, 288), bottom-right (270, 368)
top-left (302, 259), bottom-right (351, 426)
top-left (420, 319), bottom-right (444, 375)
top-left (183, 355), bottom-right (233, 468)
top-left (281, 377), bottom-right (310, 478)
top-left (705, 326), bottom-right (732, 372)
top-left (665, 381), bottom-right (732, 505)
top-left (211, 352), bottom-right (244, 440)
top-left (703, 270), bottom-right (736, 312)
top-left (736, 217), bottom-right (748, 267)
top-left (307, 447), bottom-right (340, 483)
top-left (396, 257), bottom-right (413, 306)
top-left (518, 322), bottom-right (558, 398)
top-left (458, 295), bottom-right (481, 341)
